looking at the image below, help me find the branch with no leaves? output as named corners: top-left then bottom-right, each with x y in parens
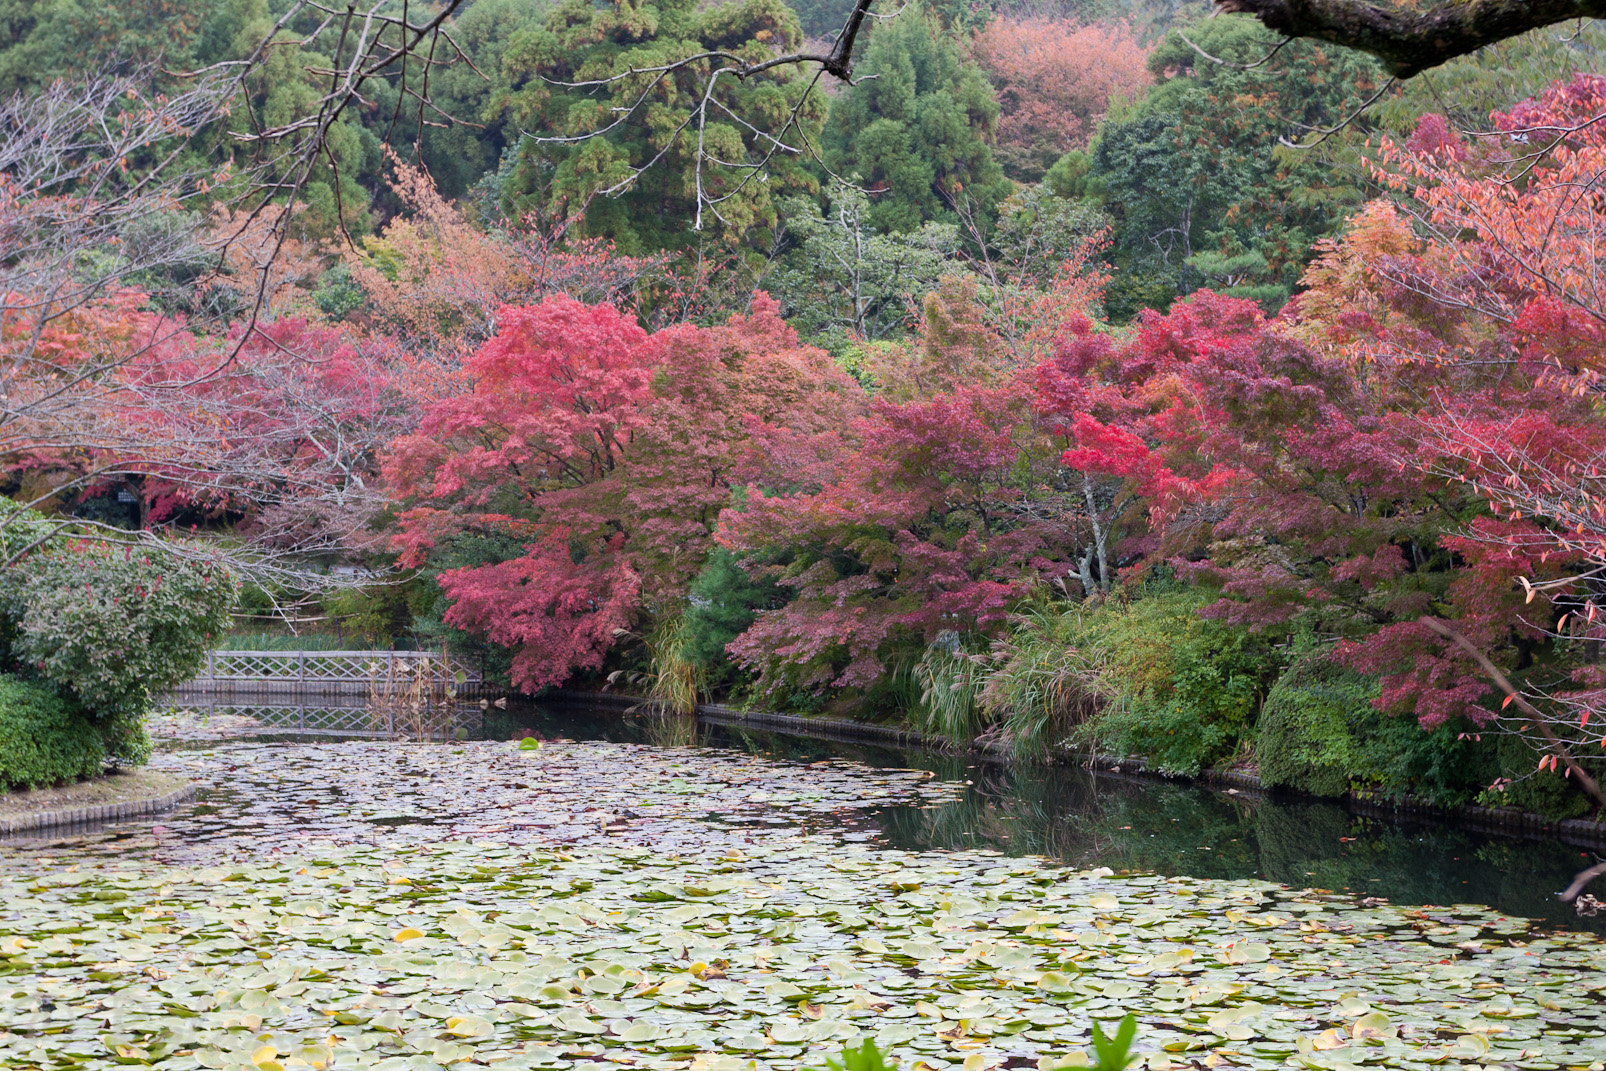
top-left (1417, 616), bottom-right (1606, 811)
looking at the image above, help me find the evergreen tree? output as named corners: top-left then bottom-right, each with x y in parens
top-left (821, 9), bottom-right (1011, 236)
top-left (0, 0), bottom-right (247, 92)
top-left (408, 0), bottom-right (556, 201)
top-left (1079, 16), bottom-right (1383, 318)
top-left (493, 0), bottom-right (823, 253)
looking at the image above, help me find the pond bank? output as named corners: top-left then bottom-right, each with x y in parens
top-left (556, 690), bottom-right (1606, 849)
top-left (0, 768), bottom-right (192, 835)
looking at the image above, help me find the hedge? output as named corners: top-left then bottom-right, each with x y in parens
top-left (0, 674), bottom-right (104, 791)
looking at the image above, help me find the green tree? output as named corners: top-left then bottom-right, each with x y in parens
top-left (1080, 16), bottom-right (1383, 318)
top-left (786, 0), bottom-right (861, 40)
top-left (821, 8), bottom-right (1010, 236)
top-left (494, 0), bottom-right (823, 253)
top-left (405, 0), bottom-right (557, 201)
top-left (770, 181), bottom-right (961, 352)
top-left (0, 0), bottom-right (248, 93)
top-left (229, 0), bottom-right (382, 238)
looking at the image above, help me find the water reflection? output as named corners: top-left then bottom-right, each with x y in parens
top-left (138, 696), bottom-right (1606, 931)
top-left (871, 760), bottom-right (1606, 931)
top-left (158, 692), bottom-right (484, 737)
top-left (507, 701), bottom-right (1606, 931)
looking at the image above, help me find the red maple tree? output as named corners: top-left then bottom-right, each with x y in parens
top-left (384, 294), bottom-right (862, 690)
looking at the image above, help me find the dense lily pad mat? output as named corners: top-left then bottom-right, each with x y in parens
top-left (6, 839), bottom-right (1606, 1071)
top-left (4, 740), bottom-right (962, 862)
top-left (4, 740), bottom-right (1606, 1071)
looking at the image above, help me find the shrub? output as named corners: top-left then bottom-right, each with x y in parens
top-left (1487, 730), bottom-right (1592, 819)
top-left (1253, 652), bottom-right (1591, 815)
top-left (977, 608), bottom-right (1107, 756)
top-left (923, 588), bottom-right (1280, 765)
top-left (682, 549), bottom-right (780, 697)
top-left (1076, 590), bottom-right (1283, 776)
top-left (0, 674), bottom-right (104, 791)
top-left (1256, 655), bottom-right (1380, 798)
top-left (0, 497), bottom-right (64, 562)
top-left (0, 542), bottom-right (235, 760)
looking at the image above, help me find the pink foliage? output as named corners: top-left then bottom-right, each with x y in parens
top-left (970, 17), bottom-right (1150, 175)
top-left (384, 293), bottom-right (862, 691)
top-left (720, 382), bottom-right (1052, 694)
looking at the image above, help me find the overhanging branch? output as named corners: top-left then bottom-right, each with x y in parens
top-left (1214, 0), bottom-right (1606, 78)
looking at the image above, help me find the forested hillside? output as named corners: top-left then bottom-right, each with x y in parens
top-left (7, 0), bottom-right (1606, 818)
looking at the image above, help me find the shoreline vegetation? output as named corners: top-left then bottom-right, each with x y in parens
top-left (10, 2), bottom-right (1606, 872)
top-left (563, 691), bottom-right (1606, 852)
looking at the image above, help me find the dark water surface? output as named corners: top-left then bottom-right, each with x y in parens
top-left (110, 695), bottom-right (1606, 932)
top-left (490, 699), bottom-right (1606, 933)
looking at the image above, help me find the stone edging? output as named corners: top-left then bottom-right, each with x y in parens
top-left (553, 689), bottom-right (1606, 846)
top-left (0, 781), bottom-right (196, 836)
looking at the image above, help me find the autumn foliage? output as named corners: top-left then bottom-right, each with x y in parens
top-left (17, 49), bottom-right (1606, 810)
top-left (970, 17), bottom-right (1150, 179)
top-left (384, 295), bottom-right (861, 691)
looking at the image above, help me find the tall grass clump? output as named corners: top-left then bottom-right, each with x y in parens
top-left (908, 584), bottom-right (1280, 768)
top-left (610, 612), bottom-right (705, 715)
top-left (980, 608), bottom-right (1109, 756)
top-left (912, 634), bottom-right (987, 743)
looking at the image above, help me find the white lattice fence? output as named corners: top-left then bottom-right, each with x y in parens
top-left (192, 651), bottom-right (482, 686)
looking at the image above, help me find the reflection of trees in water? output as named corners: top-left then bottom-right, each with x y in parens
top-left (878, 763), bottom-right (1606, 928)
top-left (877, 763), bottom-right (1250, 868)
top-left (642, 715), bottom-right (699, 748)
top-left (490, 704), bottom-right (1606, 929)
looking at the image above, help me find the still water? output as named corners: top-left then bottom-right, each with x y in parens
top-left (102, 695), bottom-right (1606, 932)
top-left (493, 699), bottom-right (1606, 932)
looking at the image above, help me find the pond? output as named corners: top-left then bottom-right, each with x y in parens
top-left (5, 699), bottom-right (1606, 1071)
top-left (495, 700), bottom-right (1606, 933)
top-left (38, 696), bottom-right (1606, 930)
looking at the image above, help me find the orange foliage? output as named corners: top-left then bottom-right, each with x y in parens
top-left (1364, 77), bottom-right (1606, 381)
top-left (970, 17), bottom-right (1150, 177)
top-left (345, 161), bottom-right (523, 357)
top-left (205, 204), bottom-right (327, 317)
top-left (346, 160), bottom-right (672, 366)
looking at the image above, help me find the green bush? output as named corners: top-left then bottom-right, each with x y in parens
top-left (0, 542), bottom-right (235, 761)
top-left (324, 583), bottom-right (415, 648)
top-left (1486, 730), bottom-right (1592, 819)
top-left (1076, 590), bottom-right (1283, 776)
top-left (977, 608), bottom-right (1107, 756)
top-left (682, 549), bottom-right (781, 697)
top-left (1256, 655), bottom-right (1380, 798)
top-left (1251, 651), bottom-right (1594, 816)
top-left (932, 588), bottom-right (1280, 765)
top-left (0, 675), bottom-right (104, 791)
top-left (0, 497), bottom-right (64, 562)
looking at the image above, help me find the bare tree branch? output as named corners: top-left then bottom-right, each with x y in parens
top-left (1418, 616), bottom-right (1606, 811)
